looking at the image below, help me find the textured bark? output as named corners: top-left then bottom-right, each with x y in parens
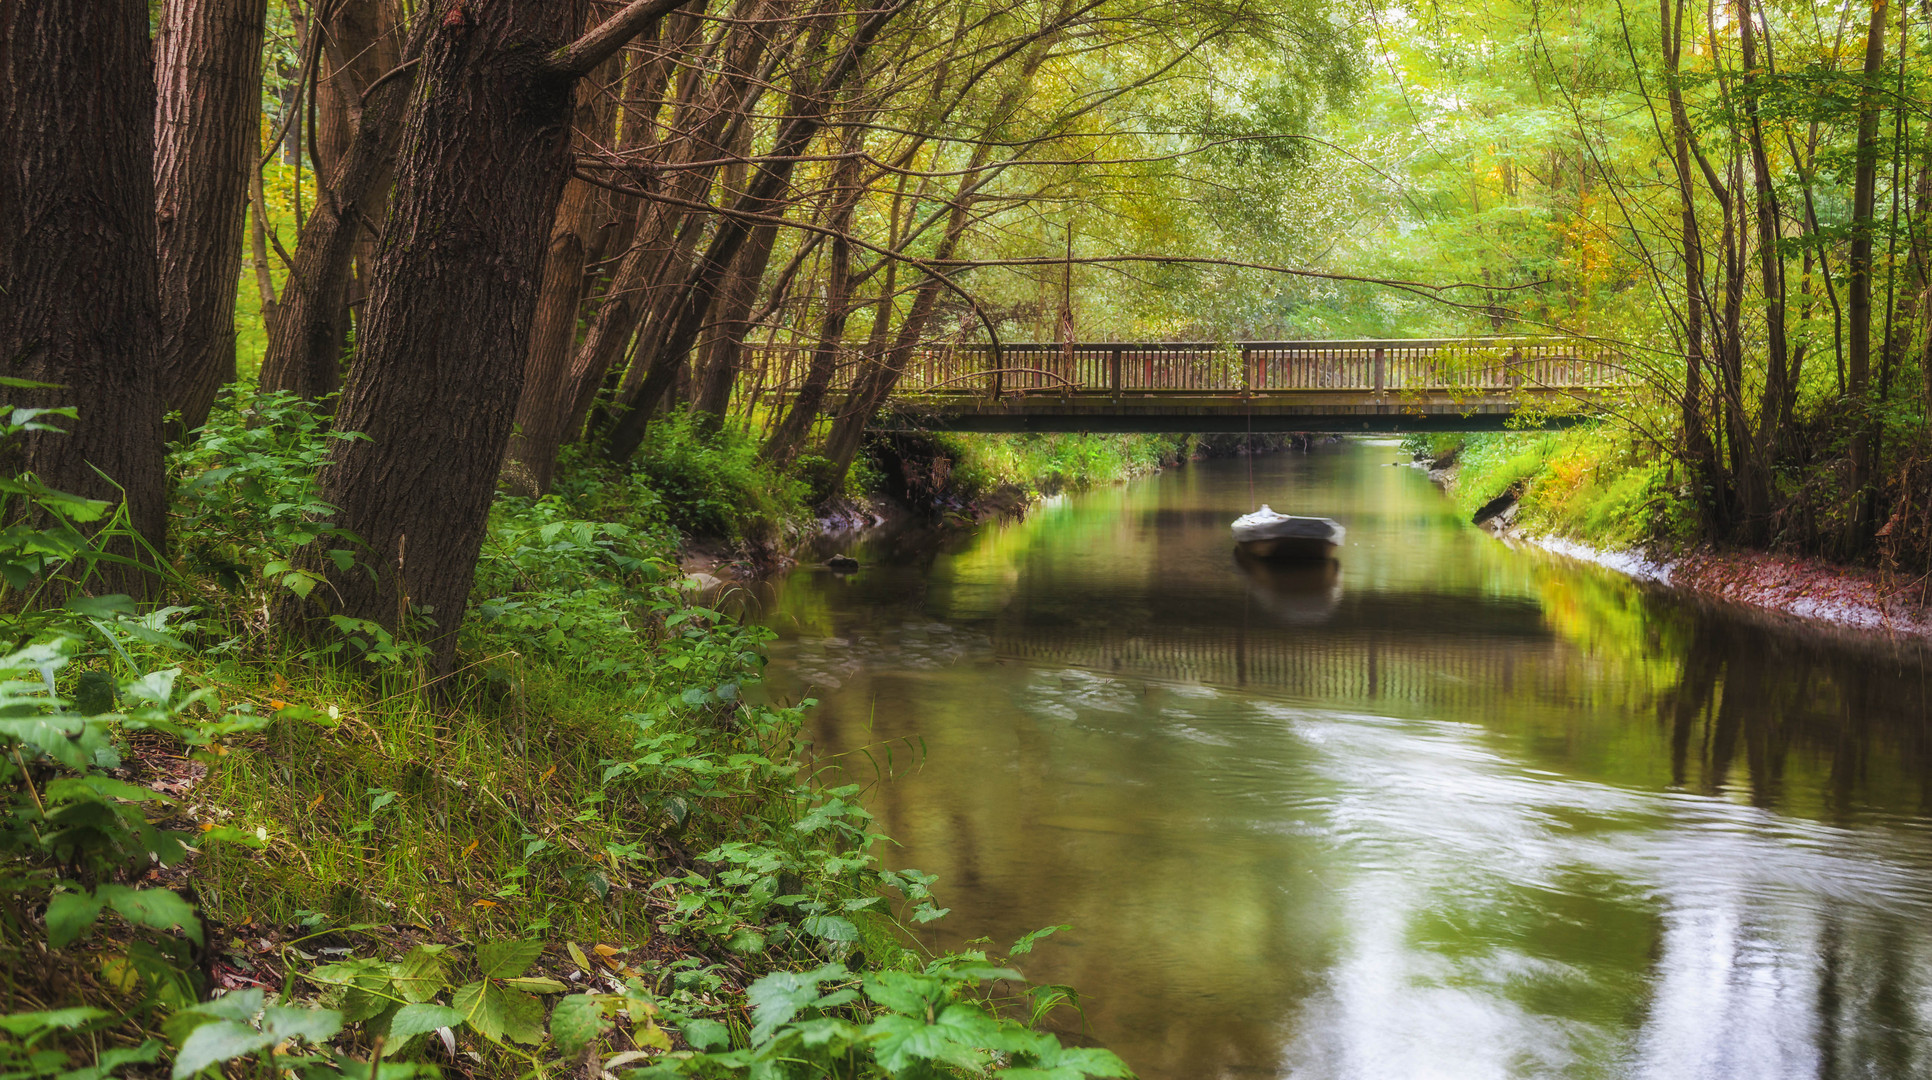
top-left (291, 0), bottom-right (684, 671)
top-left (501, 56), bottom-right (620, 498)
top-left (257, 0), bottom-right (410, 401)
top-left (0, 0), bottom-right (167, 582)
top-left (154, 0), bottom-right (267, 434)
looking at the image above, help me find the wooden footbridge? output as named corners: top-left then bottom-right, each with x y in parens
top-left (767, 337), bottom-right (1623, 432)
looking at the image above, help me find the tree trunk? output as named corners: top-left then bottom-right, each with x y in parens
top-left (501, 56), bottom-right (620, 497)
top-left (288, 0), bottom-right (685, 671)
top-left (257, 0), bottom-right (412, 402)
top-left (1736, 0), bottom-right (1784, 539)
top-left (691, 220), bottom-right (781, 426)
top-left (153, 0), bottom-right (267, 435)
top-left (1847, 0), bottom-right (1888, 541)
top-left (0, 0), bottom-right (168, 584)
top-left (764, 145), bottom-right (863, 462)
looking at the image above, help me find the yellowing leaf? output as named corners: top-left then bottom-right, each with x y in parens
top-left (539, 765), bottom-right (556, 782)
top-left (462, 840), bottom-right (479, 858)
top-left (566, 942), bottom-right (591, 971)
top-left (472, 899), bottom-right (498, 909)
top-left (308, 793), bottom-right (324, 810)
top-left (635, 1019), bottom-right (672, 1051)
top-left (268, 699), bottom-right (288, 710)
top-left (592, 944), bottom-right (622, 957)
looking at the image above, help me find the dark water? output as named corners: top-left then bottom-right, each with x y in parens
top-left (747, 439), bottom-right (1932, 1079)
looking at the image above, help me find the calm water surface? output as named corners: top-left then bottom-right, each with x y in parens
top-left (747, 439), bottom-right (1932, 1080)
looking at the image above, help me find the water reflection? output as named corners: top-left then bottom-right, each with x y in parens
top-left (749, 439), bottom-right (1932, 1079)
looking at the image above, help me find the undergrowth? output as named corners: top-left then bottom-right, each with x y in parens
top-left (0, 390), bottom-right (1132, 1080)
top-left (1408, 426), bottom-right (1697, 549)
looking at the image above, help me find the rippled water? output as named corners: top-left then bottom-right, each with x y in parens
top-left (746, 438), bottom-right (1932, 1079)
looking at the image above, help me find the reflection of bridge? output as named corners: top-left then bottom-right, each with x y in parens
top-left (769, 337), bottom-right (1625, 432)
top-left (992, 622), bottom-right (1587, 711)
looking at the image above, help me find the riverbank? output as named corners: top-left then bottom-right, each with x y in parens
top-left (680, 429), bottom-right (1310, 581)
top-left (0, 393), bottom-right (1130, 1079)
top-left (1414, 433), bottom-right (1932, 640)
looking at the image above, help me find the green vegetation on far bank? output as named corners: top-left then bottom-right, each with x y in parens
top-left (1407, 426), bottom-right (1698, 551)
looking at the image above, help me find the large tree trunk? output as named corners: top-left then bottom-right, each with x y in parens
top-left (1735, 0), bottom-right (1783, 539)
top-left (257, 0), bottom-right (411, 402)
top-left (1663, 0), bottom-right (1714, 514)
top-left (0, 0), bottom-right (168, 586)
top-left (501, 55), bottom-right (620, 497)
top-left (287, 0), bottom-right (684, 671)
top-left (153, 0), bottom-right (267, 435)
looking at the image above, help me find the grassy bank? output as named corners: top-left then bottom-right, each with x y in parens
top-left (0, 394), bottom-right (1130, 1079)
top-left (1408, 426), bottom-right (1698, 550)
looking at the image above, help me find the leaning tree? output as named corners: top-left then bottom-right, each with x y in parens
top-left (281, 0), bottom-right (689, 670)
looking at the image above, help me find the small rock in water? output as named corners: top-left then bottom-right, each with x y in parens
top-left (826, 554), bottom-right (860, 571)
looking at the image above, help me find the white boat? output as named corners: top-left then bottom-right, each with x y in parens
top-left (1230, 505), bottom-right (1344, 560)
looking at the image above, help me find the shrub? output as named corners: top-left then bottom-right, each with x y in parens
top-left (628, 411), bottom-right (809, 542)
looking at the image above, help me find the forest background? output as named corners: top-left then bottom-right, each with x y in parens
top-left (2, 0), bottom-right (1930, 1075)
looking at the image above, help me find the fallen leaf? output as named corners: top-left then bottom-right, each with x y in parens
top-left (308, 793), bottom-right (324, 810)
top-left (473, 899), bottom-right (498, 909)
top-left (462, 840), bottom-right (479, 858)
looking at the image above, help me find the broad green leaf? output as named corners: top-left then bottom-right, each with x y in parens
top-left (386, 1003), bottom-right (465, 1044)
top-left (44, 890), bottom-right (105, 948)
top-left (392, 944), bottom-right (451, 1002)
top-left (0, 1007), bottom-right (108, 1037)
top-left (453, 981), bottom-right (545, 1045)
top-left (171, 1020), bottom-right (273, 1078)
top-left (98, 884), bottom-right (203, 945)
top-left (746, 963), bottom-right (846, 1045)
top-left (678, 1017), bottom-right (731, 1052)
top-left (864, 1005), bottom-right (1002, 1074)
top-left (261, 1004), bottom-right (342, 1045)
top-left (800, 914), bottom-right (857, 943)
top-left (547, 994), bottom-right (608, 1056)
top-left (184, 988), bottom-right (264, 1023)
top-left (475, 938), bottom-right (543, 979)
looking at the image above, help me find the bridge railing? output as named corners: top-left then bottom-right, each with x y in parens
top-left (755, 337), bottom-right (1620, 400)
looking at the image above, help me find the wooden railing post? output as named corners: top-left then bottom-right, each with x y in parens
top-left (1373, 347), bottom-right (1386, 393)
top-left (1109, 346), bottom-right (1122, 396)
top-left (990, 348), bottom-right (1002, 400)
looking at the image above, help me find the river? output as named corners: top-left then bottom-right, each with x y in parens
top-left (745, 438), bottom-right (1932, 1080)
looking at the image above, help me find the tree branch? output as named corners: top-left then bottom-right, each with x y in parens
top-left (548, 0), bottom-right (693, 80)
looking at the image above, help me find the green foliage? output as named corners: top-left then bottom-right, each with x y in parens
top-left (936, 434), bottom-right (1187, 500)
top-left (628, 411), bottom-right (808, 542)
top-left (1440, 428), bottom-right (1696, 548)
top-left (169, 389), bottom-right (365, 604)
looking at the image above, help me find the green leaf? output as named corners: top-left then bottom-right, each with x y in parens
top-left (800, 914), bottom-right (857, 943)
top-left (475, 938), bottom-right (543, 979)
top-left (864, 1005), bottom-right (1001, 1074)
top-left (184, 989), bottom-right (264, 1023)
top-left (453, 981), bottom-right (545, 1045)
top-left (44, 889), bottom-right (105, 948)
top-left (62, 1039), bottom-right (163, 1080)
top-left (0, 1007), bottom-right (109, 1037)
top-left (746, 964), bottom-right (846, 1045)
top-left (385, 1003), bottom-right (465, 1045)
top-left (261, 1004), bottom-right (342, 1045)
top-left (678, 1017), bottom-right (731, 1052)
top-left (171, 1020), bottom-right (274, 1079)
top-left (392, 944), bottom-right (451, 1003)
top-left (547, 994), bottom-right (608, 1056)
top-left (97, 884), bottom-right (203, 945)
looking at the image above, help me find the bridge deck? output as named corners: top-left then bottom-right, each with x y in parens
top-left (759, 337), bottom-right (1623, 432)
